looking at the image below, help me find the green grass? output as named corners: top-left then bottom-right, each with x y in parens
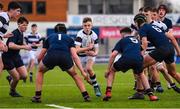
top-left (0, 64), bottom-right (180, 108)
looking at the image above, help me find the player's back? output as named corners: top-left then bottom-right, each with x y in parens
top-left (114, 36), bottom-right (141, 59)
top-left (139, 23), bottom-right (171, 47)
top-left (46, 32), bottom-right (74, 53)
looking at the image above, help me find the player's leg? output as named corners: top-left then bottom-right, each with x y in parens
top-left (86, 57), bottom-right (101, 97)
top-left (0, 56), bottom-right (4, 77)
top-left (31, 61), bottom-right (48, 103)
top-left (150, 65), bottom-right (164, 93)
top-left (157, 62), bottom-right (180, 93)
top-left (136, 72), bottom-right (158, 101)
top-left (8, 68), bottom-right (22, 97)
top-left (166, 62), bottom-right (180, 84)
top-left (103, 66), bottom-right (116, 101)
top-left (16, 65), bottom-right (28, 80)
top-left (143, 54), bottom-right (157, 68)
top-left (67, 66), bottom-right (90, 102)
top-left (27, 51), bottom-right (36, 82)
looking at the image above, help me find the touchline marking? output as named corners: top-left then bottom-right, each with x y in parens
top-left (0, 83), bottom-right (131, 88)
top-left (46, 104), bottom-right (73, 109)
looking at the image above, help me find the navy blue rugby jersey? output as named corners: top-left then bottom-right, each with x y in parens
top-left (3, 29), bottom-right (23, 56)
top-left (112, 36), bottom-right (142, 58)
top-left (138, 23), bottom-right (171, 48)
top-left (43, 32), bottom-right (75, 53)
top-left (162, 17), bottom-right (172, 31)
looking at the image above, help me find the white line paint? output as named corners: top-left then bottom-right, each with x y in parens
top-left (0, 83), bottom-right (131, 88)
top-left (46, 104), bottom-right (73, 109)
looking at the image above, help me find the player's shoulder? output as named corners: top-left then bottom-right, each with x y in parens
top-left (76, 29), bottom-right (84, 37)
top-left (0, 12), bottom-right (9, 22)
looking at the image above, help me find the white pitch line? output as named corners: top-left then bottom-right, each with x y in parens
top-left (46, 104), bottom-right (73, 109)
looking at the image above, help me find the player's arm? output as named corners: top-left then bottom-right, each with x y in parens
top-left (107, 51), bottom-right (118, 72)
top-left (75, 37), bottom-right (93, 53)
top-left (141, 37), bottom-right (148, 55)
top-left (8, 42), bottom-right (31, 50)
top-left (165, 31), bottom-right (180, 56)
top-left (70, 47), bottom-right (90, 82)
top-left (105, 50), bottom-right (118, 78)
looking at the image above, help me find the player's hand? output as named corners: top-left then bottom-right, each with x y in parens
top-left (105, 71), bottom-right (110, 78)
top-left (3, 33), bottom-right (13, 38)
top-left (24, 45), bottom-right (32, 51)
top-left (83, 74), bottom-right (92, 85)
top-left (2, 45), bottom-right (8, 52)
top-left (31, 42), bottom-right (36, 47)
top-left (86, 51), bottom-right (97, 56)
top-left (87, 43), bottom-right (94, 50)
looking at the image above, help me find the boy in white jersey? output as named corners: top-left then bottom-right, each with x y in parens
top-left (25, 24), bottom-right (42, 82)
top-left (75, 17), bottom-right (101, 97)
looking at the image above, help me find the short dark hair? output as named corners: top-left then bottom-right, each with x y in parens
top-left (0, 3), bottom-right (3, 10)
top-left (83, 17), bottom-right (92, 23)
top-left (54, 23), bottom-right (67, 33)
top-left (151, 7), bottom-right (158, 13)
top-left (17, 16), bottom-right (29, 24)
top-left (120, 27), bottom-right (132, 34)
top-left (31, 24), bottom-right (37, 27)
top-left (134, 13), bottom-right (147, 28)
top-left (143, 6), bottom-right (152, 12)
top-left (8, 1), bottom-right (22, 11)
top-left (158, 4), bottom-right (168, 13)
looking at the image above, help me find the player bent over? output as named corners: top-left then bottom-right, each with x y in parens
top-left (31, 23), bottom-right (91, 103)
top-left (103, 27), bottom-right (158, 101)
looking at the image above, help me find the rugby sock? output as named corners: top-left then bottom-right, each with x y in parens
top-left (170, 83), bottom-right (176, 88)
top-left (30, 72), bottom-right (33, 82)
top-left (145, 88), bottom-right (153, 96)
top-left (136, 89), bottom-right (144, 94)
top-left (10, 88), bottom-right (16, 93)
top-left (155, 82), bottom-right (161, 87)
top-left (90, 74), bottom-right (98, 88)
top-left (35, 91), bottom-right (41, 98)
top-left (106, 87), bottom-right (112, 93)
top-left (82, 91), bottom-right (89, 99)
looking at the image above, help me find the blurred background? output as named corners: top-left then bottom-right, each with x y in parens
top-left (1, 0), bottom-right (180, 63)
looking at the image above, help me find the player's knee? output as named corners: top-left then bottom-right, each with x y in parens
top-left (86, 67), bottom-right (93, 73)
top-left (12, 74), bottom-right (20, 81)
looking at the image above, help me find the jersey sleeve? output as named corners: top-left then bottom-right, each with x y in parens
top-left (138, 24), bottom-right (148, 39)
top-left (69, 37), bottom-right (75, 48)
top-left (0, 16), bottom-right (7, 37)
top-left (93, 33), bottom-right (99, 48)
top-left (112, 40), bottom-right (122, 53)
top-left (74, 32), bottom-right (82, 46)
top-left (42, 37), bottom-right (49, 49)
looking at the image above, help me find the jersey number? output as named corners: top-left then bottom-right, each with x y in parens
top-left (152, 25), bottom-right (162, 32)
top-left (58, 34), bottom-right (61, 40)
top-left (130, 37), bottom-right (138, 43)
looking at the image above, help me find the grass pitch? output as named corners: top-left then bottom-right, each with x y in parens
top-left (0, 64), bottom-right (180, 108)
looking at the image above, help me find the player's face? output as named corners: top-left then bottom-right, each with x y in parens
top-left (151, 12), bottom-right (158, 21)
top-left (31, 26), bottom-right (37, 33)
top-left (83, 21), bottom-right (92, 34)
top-left (143, 11), bottom-right (152, 23)
top-left (18, 22), bottom-right (28, 32)
top-left (11, 8), bottom-right (21, 19)
top-left (158, 9), bottom-right (166, 18)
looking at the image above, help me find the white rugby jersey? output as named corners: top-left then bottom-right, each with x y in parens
top-left (0, 12), bottom-right (10, 39)
top-left (25, 32), bottom-right (42, 50)
top-left (75, 29), bottom-right (99, 48)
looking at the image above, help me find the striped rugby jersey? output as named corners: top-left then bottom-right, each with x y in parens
top-left (0, 12), bottom-right (10, 39)
top-left (24, 32), bottom-right (42, 50)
